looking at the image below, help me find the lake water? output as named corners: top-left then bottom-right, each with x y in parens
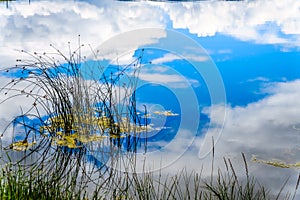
top-left (0, 0), bottom-right (299, 198)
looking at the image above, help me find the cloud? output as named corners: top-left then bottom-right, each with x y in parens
top-left (3, 0), bottom-right (299, 69)
top-left (0, 1), bottom-right (167, 68)
top-left (0, 75), bottom-right (48, 143)
top-left (197, 80), bottom-right (300, 196)
top-left (151, 53), bottom-right (209, 64)
top-left (201, 80), bottom-right (300, 156)
top-left (139, 72), bottom-right (183, 84)
top-left (138, 71), bottom-right (199, 89)
top-left (151, 66), bottom-right (168, 73)
top-left (151, 53), bottom-right (181, 64)
top-left (94, 28), bottom-right (166, 65)
top-left (1, 0), bottom-right (300, 68)
top-left (161, 0), bottom-right (300, 47)
top-left (246, 76), bottom-right (270, 83)
top-left (218, 49), bottom-right (232, 54)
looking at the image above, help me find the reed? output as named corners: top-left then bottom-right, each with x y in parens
top-left (0, 39), bottom-right (146, 199)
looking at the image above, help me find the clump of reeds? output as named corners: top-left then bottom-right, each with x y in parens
top-left (0, 38), bottom-right (147, 198)
top-left (96, 153), bottom-right (299, 200)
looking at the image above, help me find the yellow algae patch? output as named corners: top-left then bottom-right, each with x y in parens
top-left (40, 113), bottom-right (149, 149)
top-left (64, 135), bottom-right (76, 145)
top-left (55, 139), bottom-right (67, 146)
top-left (51, 132), bottom-right (108, 148)
top-left (153, 110), bottom-right (179, 116)
top-left (110, 134), bottom-right (126, 139)
top-left (51, 137), bottom-right (81, 149)
top-left (66, 143), bottom-right (81, 149)
top-left (294, 162), bottom-right (300, 168)
top-left (252, 155), bottom-right (300, 169)
top-left (8, 140), bottom-right (36, 151)
top-left (41, 115), bottom-right (118, 135)
top-left (76, 134), bottom-right (107, 143)
top-left (134, 124), bottom-right (151, 132)
top-left (116, 123), bottom-right (152, 133)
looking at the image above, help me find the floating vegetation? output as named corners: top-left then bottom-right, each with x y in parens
top-left (50, 133), bottom-right (108, 148)
top-left (37, 113), bottom-right (152, 149)
top-left (153, 110), bottom-right (179, 116)
top-left (40, 114), bottom-right (151, 136)
top-left (252, 155), bottom-right (300, 169)
top-left (6, 140), bottom-right (36, 151)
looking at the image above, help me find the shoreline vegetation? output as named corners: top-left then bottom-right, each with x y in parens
top-left (0, 152), bottom-right (299, 199)
top-left (0, 43), bottom-right (299, 199)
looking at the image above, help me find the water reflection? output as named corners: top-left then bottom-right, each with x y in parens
top-left (0, 0), bottom-right (299, 198)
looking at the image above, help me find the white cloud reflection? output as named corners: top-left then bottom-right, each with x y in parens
top-left (1, 0), bottom-right (300, 69)
top-left (199, 80), bottom-right (300, 197)
top-left (137, 64), bottom-right (200, 89)
top-left (0, 1), bottom-right (166, 68)
top-left (133, 79), bottom-right (300, 197)
top-left (162, 0), bottom-right (300, 48)
top-left (151, 53), bottom-right (208, 64)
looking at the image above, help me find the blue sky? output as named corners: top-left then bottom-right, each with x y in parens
top-left (0, 0), bottom-right (300, 197)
